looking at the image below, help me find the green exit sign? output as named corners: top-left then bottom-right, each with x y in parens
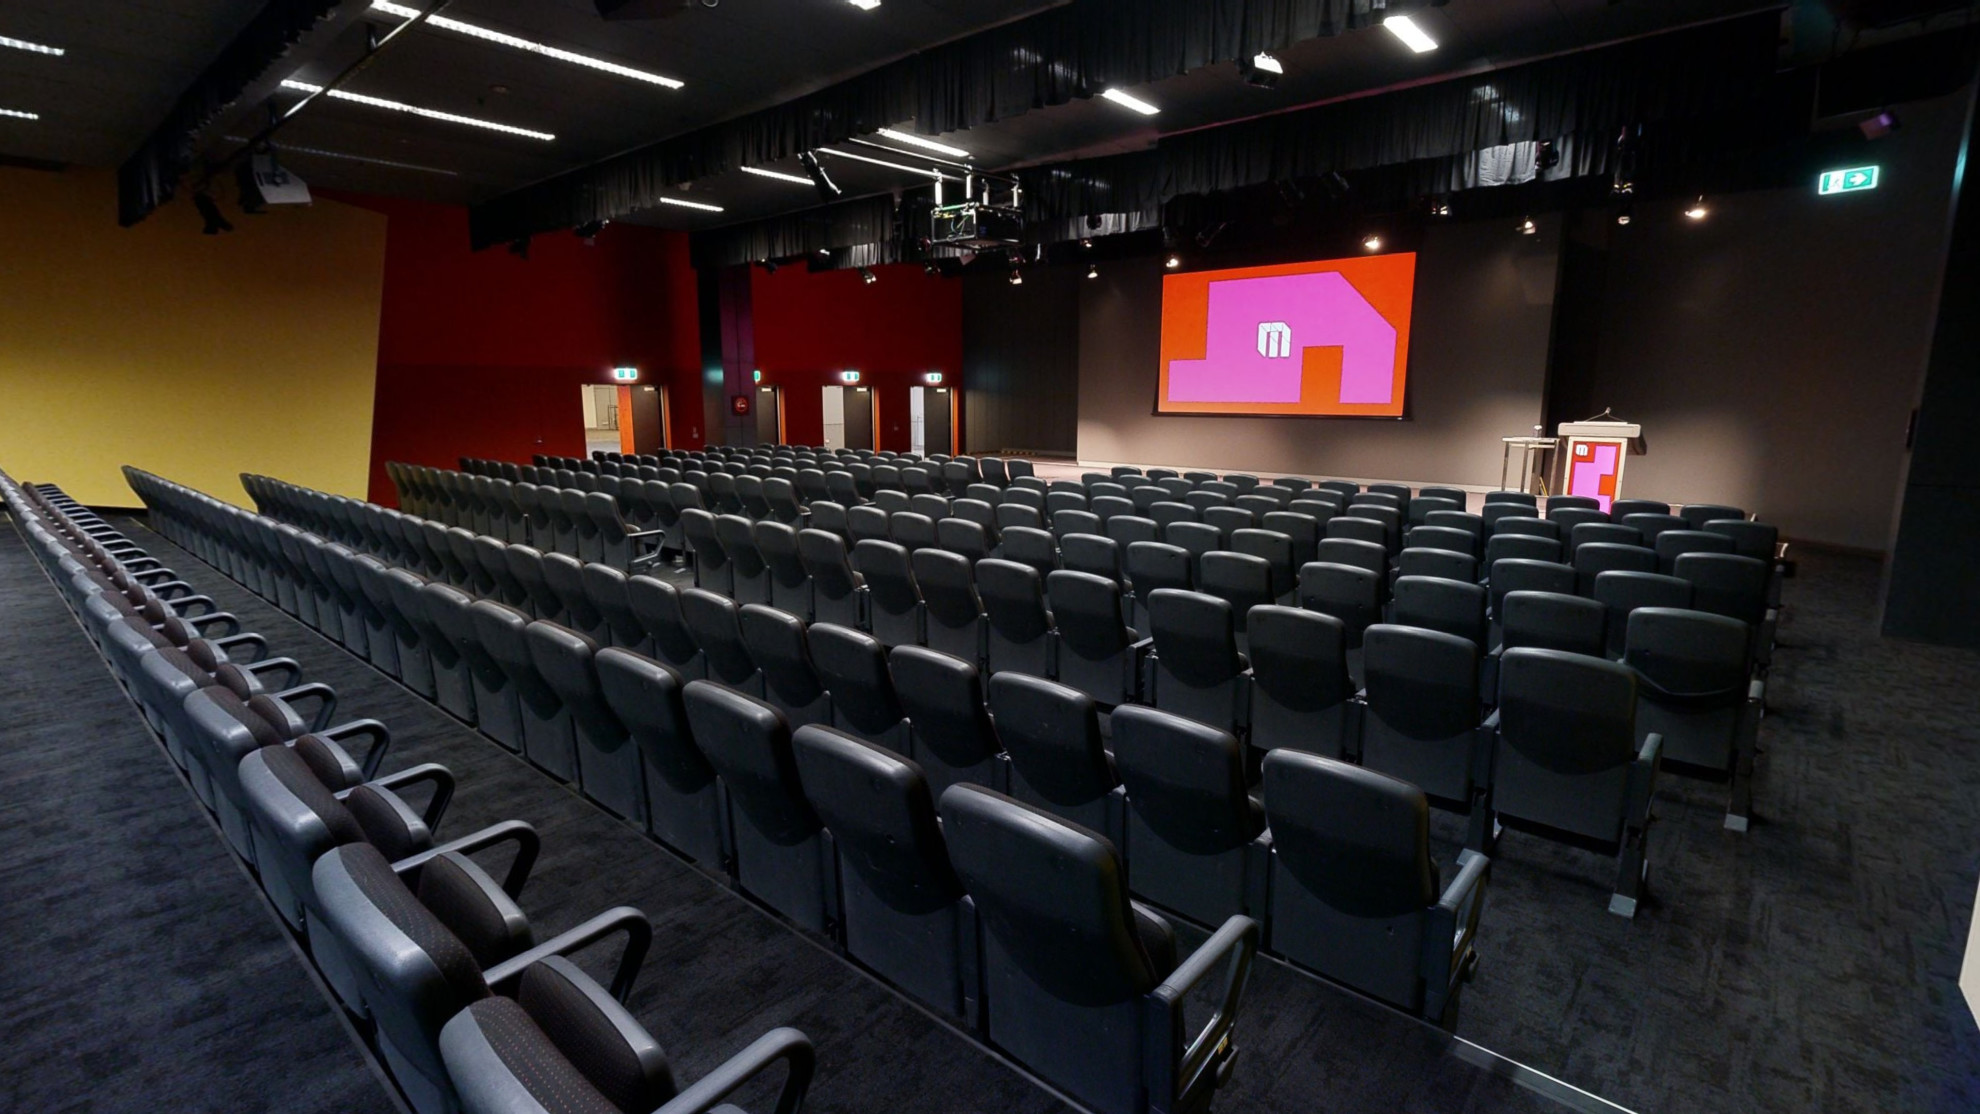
top-left (1818, 166), bottom-right (1880, 195)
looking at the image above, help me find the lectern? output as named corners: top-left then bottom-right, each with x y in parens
top-left (1556, 417), bottom-right (1644, 512)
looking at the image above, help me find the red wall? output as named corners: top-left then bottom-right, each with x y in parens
top-left (336, 194), bottom-right (703, 505)
top-left (747, 262), bottom-right (963, 452)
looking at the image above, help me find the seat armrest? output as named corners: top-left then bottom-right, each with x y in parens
top-left (148, 579), bottom-right (196, 599)
top-left (1144, 915), bottom-right (1260, 1114)
top-left (166, 594), bottom-right (220, 617)
top-left (394, 819), bottom-right (540, 897)
top-left (483, 906), bottom-right (652, 1003)
top-left (651, 1028), bottom-right (816, 1114)
top-left (369, 763), bottom-right (457, 831)
top-left (274, 683), bottom-right (339, 732)
top-left (1627, 733), bottom-right (1662, 823)
top-left (213, 632), bottom-right (270, 662)
top-left (320, 718), bottom-right (392, 779)
top-left (185, 611), bottom-right (242, 637)
top-left (242, 657), bottom-right (304, 690)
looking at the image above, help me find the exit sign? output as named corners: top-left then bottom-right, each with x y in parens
top-left (611, 366), bottom-right (639, 381)
top-left (1818, 166), bottom-right (1879, 195)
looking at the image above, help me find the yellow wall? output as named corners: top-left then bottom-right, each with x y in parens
top-left (0, 165), bottom-right (385, 508)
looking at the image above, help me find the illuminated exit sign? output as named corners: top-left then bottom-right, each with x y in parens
top-left (1818, 166), bottom-right (1879, 195)
top-left (611, 366), bottom-right (639, 381)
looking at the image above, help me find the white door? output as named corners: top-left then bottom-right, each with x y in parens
top-left (821, 386), bottom-right (846, 451)
top-left (909, 386), bottom-right (927, 456)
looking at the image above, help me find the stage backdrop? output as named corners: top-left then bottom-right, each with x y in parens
top-left (1157, 254), bottom-right (1416, 418)
top-left (1081, 217), bottom-right (1559, 487)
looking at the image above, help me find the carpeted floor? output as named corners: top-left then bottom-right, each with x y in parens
top-left (12, 499), bottom-right (1979, 1113)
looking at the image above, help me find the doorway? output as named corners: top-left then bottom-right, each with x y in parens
top-left (754, 385), bottom-right (784, 446)
top-left (626, 384), bottom-right (669, 453)
top-left (821, 385), bottom-right (876, 451)
top-left (580, 384), bottom-right (621, 457)
top-left (911, 385), bottom-right (955, 456)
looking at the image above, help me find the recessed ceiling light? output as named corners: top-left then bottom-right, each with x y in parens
top-left (848, 0), bottom-right (881, 9)
top-left (1164, 253), bottom-right (1181, 269)
top-left (0, 35), bottom-right (63, 56)
top-left (369, 1), bottom-right (683, 88)
top-left (658, 196), bottom-right (724, 213)
top-left (875, 128), bottom-right (969, 159)
top-left (741, 165), bottom-right (815, 186)
top-left (1362, 233), bottom-right (1383, 251)
top-left (1383, 15), bottom-right (1438, 53)
top-left (1516, 216), bottom-right (1537, 235)
top-left (1684, 196), bottom-right (1709, 220)
top-left (0, 107), bottom-right (39, 120)
top-left (1100, 88), bottom-right (1161, 115)
top-left (280, 79), bottom-right (555, 140)
top-left (1086, 263), bottom-right (1099, 280)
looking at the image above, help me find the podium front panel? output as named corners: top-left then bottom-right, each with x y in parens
top-left (1565, 437), bottom-right (1629, 512)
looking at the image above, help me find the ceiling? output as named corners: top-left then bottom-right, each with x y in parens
top-left (0, 0), bottom-right (1968, 236)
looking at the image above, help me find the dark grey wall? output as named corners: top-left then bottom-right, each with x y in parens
top-left (1076, 215), bottom-right (1564, 487)
top-left (963, 265), bottom-right (1080, 456)
top-left (1559, 91), bottom-right (1969, 550)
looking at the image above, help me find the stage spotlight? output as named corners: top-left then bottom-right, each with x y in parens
top-left (1086, 263), bottom-right (1099, 280)
top-left (1080, 238), bottom-right (1092, 249)
top-left (1429, 197), bottom-right (1451, 217)
top-left (1164, 253), bottom-right (1181, 269)
top-left (1008, 266), bottom-right (1023, 286)
top-left (859, 266), bottom-right (877, 284)
top-left (192, 192), bottom-right (233, 235)
top-left (1684, 196), bottom-right (1708, 220)
top-left (1516, 216), bottom-right (1536, 236)
top-left (797, 151), bottom-right (841, 202)
top-left (1362, 233), bottom-right (1383, 252)
top-left (1241, 52), bottom-right (1283, 88)
top-left (1860, 110), bottom-right (1901, 140)
top-left (1615, 201), bottom-right (1633, 226)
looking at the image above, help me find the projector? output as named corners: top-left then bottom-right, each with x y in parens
top-left (930, 202), bottom-right (1023, 249)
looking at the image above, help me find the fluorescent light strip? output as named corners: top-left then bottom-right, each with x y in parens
top-left (818, 147), bottom-right (947, 179)
top-left (0, 35), bottom-right (64, 56)
top-left (740, 165), bottom-right (815, 186)
top-left (370, 1), bottom-right (683, 88)
top-left (0, 107), bottom-right (39, 120)
top-left (223, 135), bottom-right (458, 176)
top-left (280, 79), bottom-right (555, 140)
top-left (848, 0), bottom-right (882, 10)
top-left (875, 128), bottom-right (969, 159)
top-left (657, 196), bottom-right (724, 213)
top-left (1099, 88), bottom-right (1160, 115)
top-left (1383, 15), bottom-right (1438, 53)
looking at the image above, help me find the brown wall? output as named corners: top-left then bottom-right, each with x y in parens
top-left (1076, 215), bottom-right (1564, 487)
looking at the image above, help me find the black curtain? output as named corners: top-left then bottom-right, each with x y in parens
top-left (117, 0), bottom-right (344, 227)
top-left (469, 0), bottom-right (1435, 248)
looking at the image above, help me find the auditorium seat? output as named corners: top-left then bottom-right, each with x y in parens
top-left (1491, 515), bottom-right (1562, 544)
top-left (913, 546), bottom-right (986, 664)
top-left (853, 539), bottom-right (924, 649)
top-left (1047, 570), bottom-right (1143, 708)
top-left (984, 672), bottom-right (1123, 843)
top-left (1390, 575), bottom-right (1488, 650)
top-left (1590, 570), bottom-right (1692, 657)
top-left (1197, 551), bottom-right (1275, 646)
top-left (439, 959), bottom-right (813, 1114)
top-left (715, 513), bottom-right (774, 606)
top-left (1298, 561), bottom-right (1384, 652)
top-left (1357, 624), bottom-right (1492, 849)
top-left (938, 784), bottom-right (1257, 1114)
top-left (1608, 498), bottom-right (1671, 522)
top-left (1000, 525), bottom-right (1059, 579)
top-left (1230, 527), bottom-right (1297, 603)
top-left (1396, 546), bottom-right (1476, 584)
top-left (850, 502), bottom-right (894, 544)
top-left (935, 515), bottom-right (993, 564)
top-left (1124, 540), bottom-right (1192, 633)
top-left (681, 587), bottom-right (765, 697)
top-left (1574, 541), bottom-right (1659, 595)
top-left (791, 725), bottom-right (980, 1020)
top-left (529, 622), bottom-right (644, 823)
top-left (1146, 588), bottom-right (1250, 737)
top-left (1315, 536), bottom-right (1386, 578)
top-left (681, 509), bottom-right (734, 595)
top-left (382, 568), bottom-right (440, 697)
top-left (888, 645), bottom-right (1007, 796)
top-left (1655, 528), bottom-right (1736, 574)
top-left (809, 497), bottom-right (851, 538)
top-left (471, 600), bottom-right (578, 781)
top-left (1499, 590), bottom-right (1609, 659)
top-left (737, 603), bottom-right (833, 729)
top-left (430, 585), bottom-right (522, 750)
top-left (1407, 496), bottom-right (1463, 527)
top-left (542, 551), bottom-right (610, 645)
top-left (1246, 605), bottom-right (1354, 759)
top-left (798, 528), bottom-right (866, 629)
top-left (501, 545), bottom-right (563, 623)
top-left (1261, 750), bottom-right (1487, 1024)
top-left (580, 562), bottom-right (649, 653)
top-left (626, 573), bottom-right (706, 679)
top-left (1675, 552), bottom-right (1776, 663)
top-left (593, 648), bottom-right (726, 867)
top-left (1112, 704), bottom-right (1269, 926)
top-left (1406, 524), bottom-right (1481, 561)
top-left (1620, 512), bottom-right (1688, 549)
top-left (310, 842), bottom-right (650, 1114)
top-left (1061, 531), bottom-right (1124, 584)
top-left (1680, 503), bottom-right (1747, 530)
top-left (807, 622), bottom-right (912, 752)
top-left (978, 558), bottom-right (1056, 680)
top-left (1492, 649), bottom-right (1660, 917)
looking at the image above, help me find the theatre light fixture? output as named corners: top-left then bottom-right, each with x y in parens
top-left (280, 79), bottom-right (554, 140)
top-left (1100, 88), bottom-right (1161, 115)
top-left (740, 165), bottom-right (814, 186)
top-left (369, 2), bottom-right (683, 88)
top-left (657, 196), bottom-right (723, 212)
top-left (1684, 196), bottom-right (1709, 220)
top-left (1383, 15), bottom-right (1438, 53)
top-left (875, 128), bottom-right (969, 159)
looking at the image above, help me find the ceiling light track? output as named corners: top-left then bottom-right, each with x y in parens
top-left (280, 80), bottom-right (555, 140)
top-left (368, 1), bottom-right (684, 89)
top-left (0, 34), bottom-right (64, 56)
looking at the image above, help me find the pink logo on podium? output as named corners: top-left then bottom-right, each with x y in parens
top-left (1167, 271), bottom-right (1399, 405)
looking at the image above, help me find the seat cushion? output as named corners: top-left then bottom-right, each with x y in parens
top-left (458, 996), bottom-right (625, 1114)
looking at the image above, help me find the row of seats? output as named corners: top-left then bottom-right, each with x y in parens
top-left (10, 473), bottom-right (815, 1114)
top-left (127, 467), bottom-right (1279, 1114)
top-left (259, 461), bottom-right (1770, 890)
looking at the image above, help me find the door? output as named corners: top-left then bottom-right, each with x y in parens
top-left (844, 386), bottom-right (875, 450)
top-left (912, 386), bottom-right (954, 455)
top-left (821, 385), bottom-right (846, 451)
top-left (754, 386), bottom-right (784, 446)
top-left (628, 385), bottom-right (668, 452)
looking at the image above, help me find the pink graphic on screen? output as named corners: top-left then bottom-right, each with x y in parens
top-left (1568, 443), bottom-right (1620, 513)
top-left (1166, 271), bottom-right (1399, 405)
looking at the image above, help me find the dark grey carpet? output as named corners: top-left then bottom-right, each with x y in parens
top-left (0, 520), bottom-right (397, 1114)
top-left (109, 516), bottom-right (1578, 1113)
